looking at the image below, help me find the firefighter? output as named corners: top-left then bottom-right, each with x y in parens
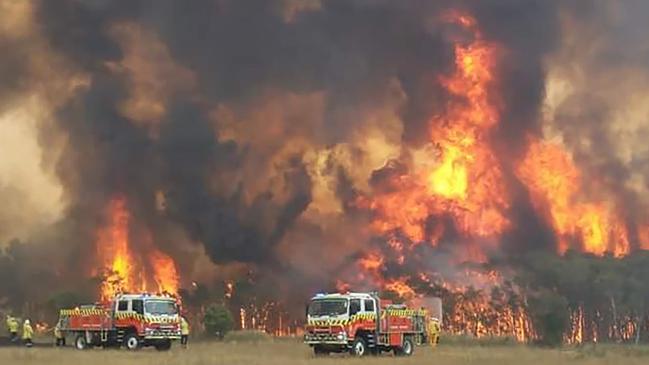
top-left (22, 319), bottom-right (34, 347)
top-left (54, 321), bottom-right (65, 347)
top-left (428, 318), bottom-right (441, 347)
top-left (180, 316), bottom-right (190, 348)
top-left (6, 315), bottom-right (19, 342)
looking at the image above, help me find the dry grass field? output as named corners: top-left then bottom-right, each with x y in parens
top-left (3, 338), bottom-right (649, 365)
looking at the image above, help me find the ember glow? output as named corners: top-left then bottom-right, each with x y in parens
top-left (97, 196), bottom-right (179, 300)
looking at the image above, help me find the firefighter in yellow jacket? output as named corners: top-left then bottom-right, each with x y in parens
top-left (22, 319), bottom-right (34, 347)
top-left (180, 316), bottom-right (190, 348)
top-left (54, 321), bottom-right (65, 347)
top-left (428, 318), bottom-right (441, 347)
top-left (6, 315), bottom-right (19, 342)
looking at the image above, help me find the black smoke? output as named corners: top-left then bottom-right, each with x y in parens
top-left (3, 0), bottom-right (610, 322)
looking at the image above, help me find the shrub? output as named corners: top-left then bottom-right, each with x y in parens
top-left (528, 290), bottom-right (569, 347)
top-left (203, 304), bottom-right (235, 339)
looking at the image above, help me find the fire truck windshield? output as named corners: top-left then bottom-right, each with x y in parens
top-left (308, 299), bottom-right (348, 317)
top-left (144, 300), bottom-right (178, 315)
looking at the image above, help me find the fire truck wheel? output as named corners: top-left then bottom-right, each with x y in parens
top-left (351, 338), bottom-right (368, 357)
top-left (124, 333), bottom-right (141, 351)
top-left (74, 334), bottom-right (88, 350)
top-left (395, 337), bottom-right (414, 357)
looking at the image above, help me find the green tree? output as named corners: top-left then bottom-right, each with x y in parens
top-left (528, 290), bottom-right (570, 347)
top-left (203, 304), bottom-right (234, 339)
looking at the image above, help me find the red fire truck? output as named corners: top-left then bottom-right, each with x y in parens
top-left (58, 293), bottom-right (181, 351)
top-left (304, 292), bottom-right (440, 356)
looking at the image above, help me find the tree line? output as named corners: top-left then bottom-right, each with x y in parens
top-left (410, 250), bottom-right (649, 346)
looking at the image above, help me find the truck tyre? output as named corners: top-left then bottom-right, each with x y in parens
top-left (395, 337), bottom-right (414, 356)
top-left (351, 338), bottom-right (368, 357)
top-left (313, 346), bottom-right (329, 356)
top-left (124, 333), bottom-right (141, 351)
top-left (155, 340), bottom-right (172, 351)
top-left (74, 334), bottom-right (88, 350)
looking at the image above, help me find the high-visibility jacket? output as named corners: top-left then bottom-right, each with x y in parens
top-left (180, 317), bottom-right (190, 335)
top-left (54, 325), bottom-right (62, 339)
top-left (8, 318), bottom-right (19, 333)
top-left (428, 319), bottom-right (441, 346)
top-left (22, 322), bottom-right (34, 340)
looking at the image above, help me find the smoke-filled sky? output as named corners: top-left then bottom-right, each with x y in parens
top-left (2, 0), bottom-right (649, 302)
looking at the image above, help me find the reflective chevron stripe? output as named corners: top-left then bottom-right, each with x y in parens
top-left (307, 309), bottom-right (428, 326)
top-left (307, 319), bottom-right (347, 326)
top-left (352, 313), bottom-right (376, 321)
top-left (143, 315), bottom-right (179, 324)
top-left (307, 313), bottom-right (377, 326)
top-left (59, 309), bottom-right (105, 316)
top-left (114, 312), bottom-right (179, 324)
top-left (383, 309), bottom-right (427, 317)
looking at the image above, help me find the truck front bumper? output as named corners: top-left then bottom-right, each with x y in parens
top-left (144, 335), bottom-right (181, 340)
top-left (304, 332), bottom-right (348, 345)
top-left (144, 328), bottom-right (182, 340)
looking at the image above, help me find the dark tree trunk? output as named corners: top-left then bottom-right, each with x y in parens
top-left (610, 296), bottom-right (618, 342)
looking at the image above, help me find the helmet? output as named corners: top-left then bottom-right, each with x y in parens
top-left (24, 319), bottom-right (30, 325)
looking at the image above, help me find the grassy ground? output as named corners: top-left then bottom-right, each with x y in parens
top-left (2, 337), bottom-right (649, 365)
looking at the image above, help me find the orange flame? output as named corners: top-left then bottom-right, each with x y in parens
top-left (150, 249), bottom-right (179, 295)
top-left (97, 197), bottom-right (135, 299)
top-left (426, 17), bottom-right (509, 239)
top-left (637, 225), bottom-right (649, 250)
top-left (225, 281), bottom-right (234, 299)
top-left (384, 278), bottom-right (416, 299)
top-left (359, 11), bottom-right (633, 265)
top-left (335, 280), bottom-right (351, 293)
top-left (360, 11), bottom-right (508, 249)
top-left (516, 139), bottom-right (630, 256)
top-left (97, 196), bottom-right (180, 300)
top-left (349, 13), bottom-right (539, 342)
top-left (358, 252), bottom-right (384, 272)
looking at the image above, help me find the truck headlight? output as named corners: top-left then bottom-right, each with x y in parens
top-left (336, 333), bottom-right (345, 341)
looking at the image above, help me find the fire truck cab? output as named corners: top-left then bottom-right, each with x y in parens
top-left (59, 293), bottom-right (181, 351)
top-left (304, 292), bottom-right (435, 357)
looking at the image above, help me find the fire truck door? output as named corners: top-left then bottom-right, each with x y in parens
top-left (362, 299), bottom-right (378, 333)
top-left (114, 299), bottom-right (129, 324)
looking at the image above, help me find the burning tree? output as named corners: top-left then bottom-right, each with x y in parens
top-left (95, 196), bottom-right (180, 300)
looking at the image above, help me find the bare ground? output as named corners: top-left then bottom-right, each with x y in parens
top-left (1, 339), bottom-right (649, 365)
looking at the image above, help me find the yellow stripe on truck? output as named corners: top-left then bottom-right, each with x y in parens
top-left (59, 309), bottom-right (105, 316)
